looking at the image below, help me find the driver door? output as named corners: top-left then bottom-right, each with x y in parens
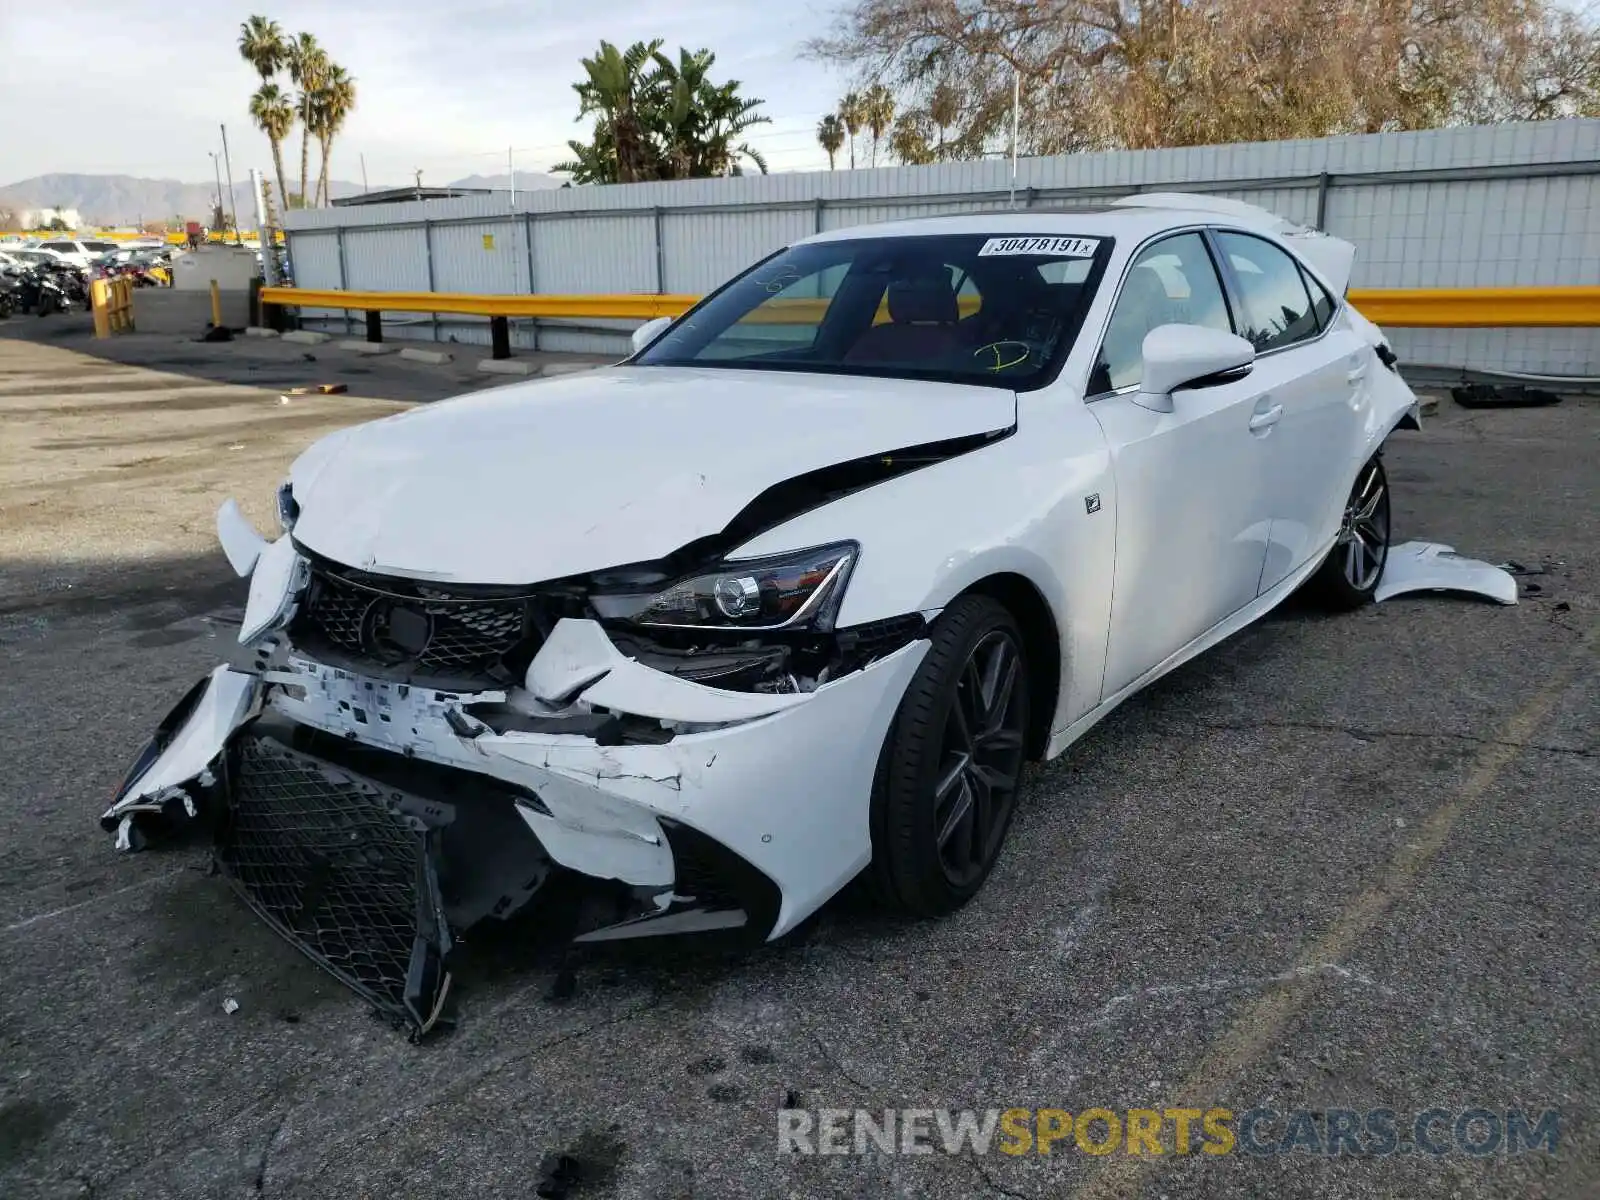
top-left (1088, 231), bottom-right (1275, 699)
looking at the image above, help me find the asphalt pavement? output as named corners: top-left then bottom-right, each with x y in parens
top-left (0, 324), bottom-right (1595, 1199)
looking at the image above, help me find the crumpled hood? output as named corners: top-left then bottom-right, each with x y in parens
top-left (288, 366), bottom-right (1015, 583)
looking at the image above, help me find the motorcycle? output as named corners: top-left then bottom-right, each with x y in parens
top-left (2, 264), bottom-right (73, 315)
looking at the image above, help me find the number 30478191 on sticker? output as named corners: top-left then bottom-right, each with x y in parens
top-left (978, 236), bottom-right (1100, 258)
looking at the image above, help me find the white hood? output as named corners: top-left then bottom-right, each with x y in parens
top-left (287, 366), bottom-right (1016, 584)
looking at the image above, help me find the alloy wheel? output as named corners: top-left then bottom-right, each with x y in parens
top-left (932, 629), bottom-right (1028, 886)
top-left (1336, 458), bottom-right (1390, 591)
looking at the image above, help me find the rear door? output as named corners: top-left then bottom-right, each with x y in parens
top-left (1212, 230), bottom-right (1367, 592)
top-left (1087, 231), bottom-right (1275, 699)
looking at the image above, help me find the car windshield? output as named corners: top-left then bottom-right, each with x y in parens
top-left (633, 233), bottom-right (1113, 390)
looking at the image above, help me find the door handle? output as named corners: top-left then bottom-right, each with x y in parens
top-left (1248, 402), bottom-right (1283, 432)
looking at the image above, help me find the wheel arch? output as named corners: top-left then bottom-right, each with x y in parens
top-left (953, 572), bottom-right (1061, 761)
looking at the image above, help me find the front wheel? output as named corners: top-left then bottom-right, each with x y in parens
top-left (867, 593), bottom-right (1031, 917)
top-left (1308, 453), bottom-right (1391, 609)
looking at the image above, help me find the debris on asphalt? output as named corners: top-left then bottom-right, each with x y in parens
top-left (199, 325), bottom-right (234, 343)
top-left (222, 997), bottom-right (240, 1015)
top-left (1450, 382), bottom-right (1562, 408)
top-left (1374, 541), bottom-right (1519, 605)
top-left (545, 966), bottom-right (578, 1005)
top-left (535, 1153), bottom-right (583, 1199)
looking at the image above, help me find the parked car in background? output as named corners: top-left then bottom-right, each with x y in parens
top-left (33, 238), bottom-right (120, 268)
top-left (4, 248), bottom-right (69, 268)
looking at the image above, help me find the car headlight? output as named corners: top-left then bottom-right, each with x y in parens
top-left (275, 481), bottom-right (299, 533)
top-left (592, 542), bottom-right (857, 632)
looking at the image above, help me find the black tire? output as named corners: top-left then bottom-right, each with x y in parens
top-left (867, 593), bottom-right (1031, 916)
top-left (1308, 453), bottom-right (1391, 610)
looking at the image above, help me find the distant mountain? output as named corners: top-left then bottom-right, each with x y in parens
top-left (446, 171), bottom-right (563, 192)
top-left (0, 168), bottom-right (563, 227)
top-left (0, 173), bottom-right (372, 226)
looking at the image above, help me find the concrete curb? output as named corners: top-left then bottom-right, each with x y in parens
top-left (337, 339), bottom-right (395, 355)
top-left (399, 347), bottom-right (453, 365)
top-left (541, 363), bottom-right (602, 376)
top-left (477, 359), bottom-right (537, 376)
top-left (281, 330), bottom-right (330, 345)
top-left (243, 326), bottom-right (280, 338)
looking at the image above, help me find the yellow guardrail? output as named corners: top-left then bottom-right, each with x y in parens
top-left (258, 285), bottom-right (1600, 330)
top-left (1347, 287), bottom-right (1600, 327)
top-left (259, 287), bottom-right (695, 320)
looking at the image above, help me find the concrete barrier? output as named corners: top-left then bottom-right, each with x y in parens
top-left (337, 339), bottom-right (394, 355)
top-left (477, 359), bottom-right (536, 376)
top-left (399, 348), bottom-right (452, 364)
top-left (282, 330), bottom-right (330, 345)
top-left (130, 288), bottom-right (251, 335)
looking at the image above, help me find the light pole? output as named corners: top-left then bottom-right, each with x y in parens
top-left (220, 123), bottom-right (241, 243)
top-left (208, 152), bottom-right (224, 232)
top-left (1008, 64), bottom-right (1020, 209)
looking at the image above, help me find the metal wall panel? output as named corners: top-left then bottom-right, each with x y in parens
top-left (283, 230), bottom-right (344, 325)
top-left (660, 208), bottom-right (814, 293)
top-left (532, 215), bottom-right (656, 293)
top-left (342, 226), bottom-right (430, 291)
top-left (430, 219), bottom-right (526, 294)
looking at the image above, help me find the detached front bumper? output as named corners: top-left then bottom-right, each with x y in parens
top-left (103, 525), bottom-right (926, 1031)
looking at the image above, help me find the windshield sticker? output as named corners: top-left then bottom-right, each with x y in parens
top-left (978, 236), bottom-right (1100, 258)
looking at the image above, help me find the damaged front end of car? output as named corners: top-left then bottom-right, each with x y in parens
top-left (101, 496), bottom-right (930, 1036)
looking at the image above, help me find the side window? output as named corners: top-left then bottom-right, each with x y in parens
top-left (1301, 265), bottom-right (1336, 331)
top-left (41, 242), bottom-right (69, 252)
top-left (1092, 232), bottom-right (1232, 394)
top-left (1215, 232), bottom-right (1319, 351)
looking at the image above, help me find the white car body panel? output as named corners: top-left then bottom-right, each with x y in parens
top-left (286, 367), bottom-right (1015, 584)
top-left (1376, 542), bottom-right (1519, 605)
top-left (104, 195), bottom-right (1429, 998)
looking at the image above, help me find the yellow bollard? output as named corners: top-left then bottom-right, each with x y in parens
top-left (209, 279), bottom-right (222, 327)
top-left (91, 279), bottom-right (111, 338)
top-left (113, 278), bottom-right (132, 332)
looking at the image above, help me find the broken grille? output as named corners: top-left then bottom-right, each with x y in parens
top-left (216, 735), bottom-right (452, 1035)
top-left (293, 564), bottom-right (531, 678)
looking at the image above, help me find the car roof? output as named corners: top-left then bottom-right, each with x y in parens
top-left (799, 200), bottom-right (1291, 248)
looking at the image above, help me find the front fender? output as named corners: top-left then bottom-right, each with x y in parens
top-left (731, 399), bottom-right (1116, 731)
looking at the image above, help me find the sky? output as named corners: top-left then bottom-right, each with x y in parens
top-left (0, 0), bottom-right (853, 187)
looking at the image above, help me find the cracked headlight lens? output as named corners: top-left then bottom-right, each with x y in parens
top-left (593, 542), bottom-right (857, 632)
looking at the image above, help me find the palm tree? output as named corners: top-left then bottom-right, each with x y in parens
top-left (571, 39), bottom-right (663, 183)
top-left (312, 64), bottom-right (357, 206)
top-left (238, 17), bottom-right (290, 205)
top-left (863, 83), bottom-right (895, 168)
top-left (249, 83), bottom-right (295, 209)
top-left (929, 82), bottom-right (960, 160)
top-left (838, 91), bottom-right (864, 168)
top-left (816, 114), bottom-right (845, 169)
top-left (237, 15), bottom-right (285, 82)
top-left (286, 33), bottom-right (328, 208)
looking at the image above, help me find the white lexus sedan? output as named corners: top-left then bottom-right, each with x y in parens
top-left (103, 194), bottom-right (1419, 1032)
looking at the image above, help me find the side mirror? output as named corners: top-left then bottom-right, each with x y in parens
top-left (1135, 324), bottom-right (1256, 413)
top-left (630, 315), bottom-right (672, 355)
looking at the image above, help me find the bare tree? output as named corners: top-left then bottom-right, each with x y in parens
top-left (807, 0), bottom-right (1600, 153)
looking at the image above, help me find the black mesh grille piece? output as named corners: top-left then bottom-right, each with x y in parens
top-left (840, 614), bottom-right (926, 666)
top-left (292, 565), bottom-right (531, 679)
top-left (216, 735), bottom-right (452, 1035)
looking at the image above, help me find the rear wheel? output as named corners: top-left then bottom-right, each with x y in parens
top-left (868, 593), bottom-right (1030, 916)
top-left (1308, 453), bottom-right (1391, 609)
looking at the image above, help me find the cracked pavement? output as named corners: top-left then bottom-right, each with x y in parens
top-left (1, 329), bottom-right (1596, 1199)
